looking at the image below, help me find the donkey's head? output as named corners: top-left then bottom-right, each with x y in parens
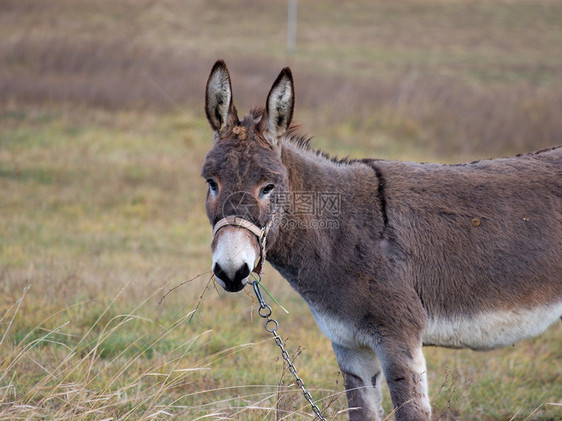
top-left (201, 60), bottom-right (294, 292)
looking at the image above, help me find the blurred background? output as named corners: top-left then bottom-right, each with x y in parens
top-left (1, 1), bottom-right (560, 419)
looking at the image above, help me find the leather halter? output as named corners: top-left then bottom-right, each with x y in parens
top-left (212, 215), bottom-right (274, 275)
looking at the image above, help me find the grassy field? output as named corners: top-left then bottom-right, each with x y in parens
top-left (1, 0), bottom-right (561, 419)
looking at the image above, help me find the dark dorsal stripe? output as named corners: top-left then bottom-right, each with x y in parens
top-left (361, 159), bottom-right (389, 230)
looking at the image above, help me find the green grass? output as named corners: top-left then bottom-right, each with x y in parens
top-left (1, 0), bottom-right (561, 419)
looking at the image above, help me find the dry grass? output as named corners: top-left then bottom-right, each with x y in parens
top-left (1, 104), bottom-right (559, 419)
top-left (0, 0), bottom-right (561, 419)
top-left (1, 0), bottom-right (561, 158)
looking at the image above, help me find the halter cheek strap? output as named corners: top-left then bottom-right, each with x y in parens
top-left (212, 215), bottom-right (274, 275)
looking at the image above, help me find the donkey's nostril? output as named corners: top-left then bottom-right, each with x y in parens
top-left (213, 262), bottom-right (251, 292)
top-left (234, 263), bottom-right (251, 283)
top-left (213, 262), bottom-right (228, 282)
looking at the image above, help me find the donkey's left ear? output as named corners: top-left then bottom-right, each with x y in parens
top-left (260, 67), bottom-right (294, 146)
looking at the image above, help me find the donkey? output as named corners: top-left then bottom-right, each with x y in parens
top-left (201, 60), bottom-right (562, 420)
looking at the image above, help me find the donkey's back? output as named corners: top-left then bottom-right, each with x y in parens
top-left (378, 146), bottom-right (562, 350)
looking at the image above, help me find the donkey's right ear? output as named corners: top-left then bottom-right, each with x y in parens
top-left (205, 60), bottom-right (239, 138)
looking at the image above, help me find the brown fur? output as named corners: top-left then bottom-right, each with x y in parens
top-left (202, 61), bottom-right (562, 420)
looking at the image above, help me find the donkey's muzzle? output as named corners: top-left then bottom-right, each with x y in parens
top-left (213, 262), bottom-right (250, 292)
top-left (211, 226), bottom-right (258, 293)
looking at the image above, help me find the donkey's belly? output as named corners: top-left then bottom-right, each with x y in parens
top-left (423, 302), bottom-right (562, 351)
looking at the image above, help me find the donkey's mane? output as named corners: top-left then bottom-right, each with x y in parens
top-left (243, 109), bottom-right (562, 168)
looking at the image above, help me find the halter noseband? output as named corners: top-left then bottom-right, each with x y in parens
top-left (212, 215), bottom-right (274, 275)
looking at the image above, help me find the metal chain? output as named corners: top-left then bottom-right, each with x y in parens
top-left (252, 279), bottom-right (327, 421)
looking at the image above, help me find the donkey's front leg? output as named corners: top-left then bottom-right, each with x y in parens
top-left (378, 339), bottom-right (431, 421)
top-left (332, 343), bottom-right (384, 421)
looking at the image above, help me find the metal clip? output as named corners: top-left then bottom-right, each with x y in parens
top-left (252, 279), bottom-right (266, 308)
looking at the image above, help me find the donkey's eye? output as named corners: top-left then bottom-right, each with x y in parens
top-left (260, 183), bottom-right (275, 197)
top-left (207, 179), bottom-right (218, 194)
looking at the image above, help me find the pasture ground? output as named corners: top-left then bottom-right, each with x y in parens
top-left (1, 0), bottom-right (561, 419)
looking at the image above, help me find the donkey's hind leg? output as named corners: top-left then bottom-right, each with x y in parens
top-left (332, 343), bottom-right (384, 421)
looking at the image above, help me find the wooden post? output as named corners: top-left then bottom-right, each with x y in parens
top-left (287, 0), bottom-right (297, 56)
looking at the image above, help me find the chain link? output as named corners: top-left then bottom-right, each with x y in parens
top-left (252, 280), bottom-right (327, 421)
